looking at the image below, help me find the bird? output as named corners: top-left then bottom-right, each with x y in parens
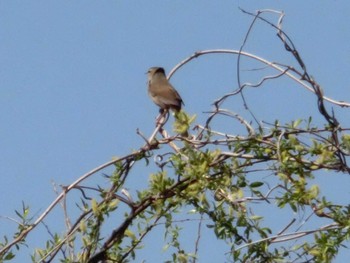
top-left (147, 67), bottom-right (184, 113)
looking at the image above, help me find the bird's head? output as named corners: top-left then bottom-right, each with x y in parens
top-left (147, 67), bottom-right (166, 81)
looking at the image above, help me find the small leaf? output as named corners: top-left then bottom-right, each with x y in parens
top-left (250, 182), bottom-right (264, 188)
top-left (125, 229), bottom-right (136, 240)
top-left (91, 199), bottom-right (100, 217)
top-left (249, 215), bottom-right (263, 221)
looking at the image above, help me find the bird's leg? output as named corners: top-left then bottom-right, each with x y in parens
top-left (156, 109), bottom-right (169, 127)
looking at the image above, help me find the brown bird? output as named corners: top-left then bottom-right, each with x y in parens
top-left (147, 67), bottom-right (184, 112)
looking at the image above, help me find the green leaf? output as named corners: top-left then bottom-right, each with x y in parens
top-left (250, 182), bottom-right (264, 188)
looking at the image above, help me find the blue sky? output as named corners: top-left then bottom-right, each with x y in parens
top-left (1, 1), bottom-right (350, 262)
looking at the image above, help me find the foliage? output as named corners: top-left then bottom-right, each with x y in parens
top-left (1, 9), bottom-right (350, 263)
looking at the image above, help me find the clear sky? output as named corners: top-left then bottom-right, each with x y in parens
top-left (1, 1), bottom-right (350, 262)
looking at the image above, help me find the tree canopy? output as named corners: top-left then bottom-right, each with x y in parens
top-left (1, 9), bottom-right (350, 263)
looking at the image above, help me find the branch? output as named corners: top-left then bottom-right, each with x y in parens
top-left (168, 49), bottom-right (349, 108)
top-left (0, 112), bottom-right (170, 257)
top-left (235, 223), bottom-right (340, 251)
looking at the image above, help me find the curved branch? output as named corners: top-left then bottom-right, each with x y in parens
top-left (168, 49), bottom-right (350, 108)
top-left (0, 112), bottom-right (170, 257)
